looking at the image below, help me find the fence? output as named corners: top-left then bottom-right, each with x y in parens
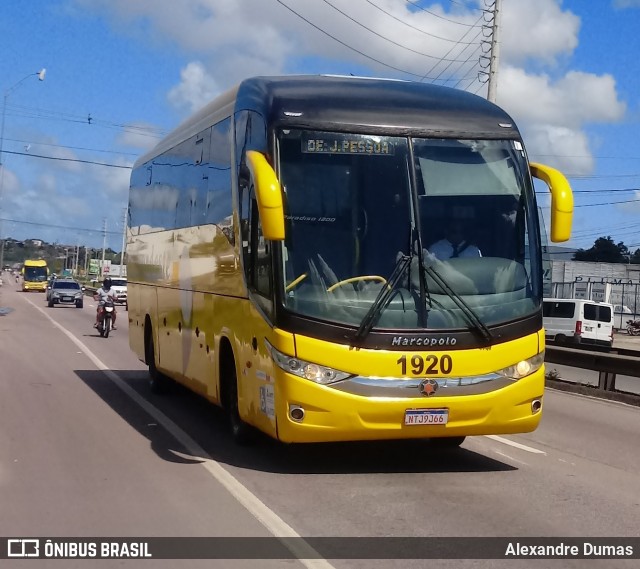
top-left (550, 281), bottom-right (640, 329)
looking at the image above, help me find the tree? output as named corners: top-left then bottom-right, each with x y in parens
top-left (572, 236), bottom-right (630, 263)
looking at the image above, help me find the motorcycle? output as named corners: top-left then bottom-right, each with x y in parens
top-left (626, 319), bottom-right (640, 336)
top-left (97, 299), bottom-right (115, 338)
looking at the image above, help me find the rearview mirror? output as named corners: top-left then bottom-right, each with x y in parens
top-left (246, 150), bottom-right (285, 241)
top-left (529, 162), bottom-right (573, 242)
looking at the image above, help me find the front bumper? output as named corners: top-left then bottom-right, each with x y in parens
top-left (23, 283), bottom-right (47, 292)
top-left (51, 295), bottom-right (82, 304)
top-left (274, 367), bottom-right (545, 443)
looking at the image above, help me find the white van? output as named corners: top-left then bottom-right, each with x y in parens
top-left (543, 298), bottom-right (614, 349)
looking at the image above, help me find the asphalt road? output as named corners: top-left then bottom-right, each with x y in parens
top-left (1, 281), bottom-right (639, 569)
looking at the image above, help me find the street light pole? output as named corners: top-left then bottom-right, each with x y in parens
top-left (0, 68), bottom-right (46, 271)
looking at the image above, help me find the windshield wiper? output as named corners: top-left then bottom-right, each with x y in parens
top-left (351, 254), bottom-right (413, 345)
top-left (423, 263), bottom-right (494, 343)
top-left (351, 252), bottom-right (493, 346)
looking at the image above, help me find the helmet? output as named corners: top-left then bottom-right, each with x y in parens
top-left (103, 277), bottom-right (112, 290)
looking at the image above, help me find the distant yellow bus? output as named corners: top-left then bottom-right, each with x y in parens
top-left (22, 259), bottom-right (48, 292)
top-left (127, 75), bottom-right (573, 445)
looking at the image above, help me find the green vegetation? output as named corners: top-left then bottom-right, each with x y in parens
top-left (572, 236), bottom-right (640, 264)
top-left (2, 238), bottom-right (123, 274)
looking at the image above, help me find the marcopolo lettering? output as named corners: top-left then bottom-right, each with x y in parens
top-left (391, 336), bottom-right (457, 347)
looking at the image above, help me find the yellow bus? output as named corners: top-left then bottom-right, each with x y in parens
top-left (127, 75), bottom-right (573, 445)
top-left (22, 259), bottom-right (49, 292)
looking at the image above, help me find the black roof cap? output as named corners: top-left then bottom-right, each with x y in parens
top-left (236, 75), bottom-right (520, 139)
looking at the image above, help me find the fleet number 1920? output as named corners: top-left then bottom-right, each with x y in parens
top-left (397, 354), bottom-right (453, 375)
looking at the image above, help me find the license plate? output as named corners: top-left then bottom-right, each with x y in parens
top-left (63, 296), bottom-right (72, 301)
top-left (404, 409), bottom-right (449, 426)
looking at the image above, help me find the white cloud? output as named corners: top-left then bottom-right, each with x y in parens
top-left (498, 67), bottom-right (625, 129)
top-left (496, 66), bottom-right (625, 173)
top-left (523, 125), bottom-right (594, 174)
top-left (500, 0), bottom-right (580, 65)
top-left (168, 62), bottom-right (220, 114)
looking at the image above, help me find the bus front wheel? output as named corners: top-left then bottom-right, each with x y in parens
top-left (221, 345), bottom-right (254, 445)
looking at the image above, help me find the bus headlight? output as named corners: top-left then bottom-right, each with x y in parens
top-left (265, 340), bottom-right (352, 385)
top-left (497, 352), bottom-right (545, 380)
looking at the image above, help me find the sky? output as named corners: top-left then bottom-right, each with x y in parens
top-left (1, 0), bottom-right (639, 254)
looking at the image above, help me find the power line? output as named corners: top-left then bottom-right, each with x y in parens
top-left (404, 0), bottom-right (482, 25)
top-left (363, 0), bottom-right (478, 44)
top-left (0, 217), bottom-right (121, 235)
top-left (419, 13), bottom-right (484, 82)
top-left (6, 137), bottom-right (139, 157)
top-left (319, 0), bottom-right (473, 62)
top-left (573, 197), bottom-right (640, 208)
top-left (273, 0), bottom-right (463, 80)
top-left (3, 149), bottom-right (132, 169)
top-left (4, 102), bottom-right (166, 139)
top-left (572, 188), bottom-right (640, 194)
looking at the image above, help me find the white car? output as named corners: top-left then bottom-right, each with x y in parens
top-left (108, 278), bottom-right (128, 307)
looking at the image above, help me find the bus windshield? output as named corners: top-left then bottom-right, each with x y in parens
top-left (24, 267), bottom-right (48, 282)
top-left (277, 129), bottom-right (540, 331)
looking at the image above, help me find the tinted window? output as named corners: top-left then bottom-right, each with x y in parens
top-left (53, 281), bottom-right (80, 289)
top-left (597, 306), bottom-right (611, 322)
top-left (129, 120), bottom-right (232, 233)
top-left (583, 304), bottom-right (597, 320)
top-left (543, 301), bottom-right (575, 318)
top-left (205, 118), bottom-right (233, 226)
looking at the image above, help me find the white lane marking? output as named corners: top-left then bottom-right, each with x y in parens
top-left (484, 435), bottom-right (546, 455)
top-left (22, 295), bottom-right (334, 569)
top-left (493, 449), bottom-right (528, 467)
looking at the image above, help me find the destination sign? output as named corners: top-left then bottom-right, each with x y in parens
top-left (302, 136), bottom-right (394, 155)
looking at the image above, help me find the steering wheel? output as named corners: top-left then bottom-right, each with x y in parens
top-left (326, 275), bottom-right (387, 293)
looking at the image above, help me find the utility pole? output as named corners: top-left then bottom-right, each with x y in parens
top-left (73, 241), bottom-right (79, 276)
top-left (100, 218), bottom-right (107, 279)
top-left (486, 0), bottom-right (502, 103)
top-left (84, 246), bottom-right (90, 277)
top-left (119, 207), bottom-right (127, 278)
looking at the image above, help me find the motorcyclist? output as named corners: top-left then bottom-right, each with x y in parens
top-left (93, 277), bottom-right (118, 330)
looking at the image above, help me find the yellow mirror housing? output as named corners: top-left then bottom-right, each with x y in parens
top-left (529, 162), bottom-right (573, 243)
top-left (246, 150), bottom-right (285, 241)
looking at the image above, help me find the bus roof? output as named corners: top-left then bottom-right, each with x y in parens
top-left (135, 75), bottom-right (521, 167)
top-left (23, 259), bottom-right (47, 267)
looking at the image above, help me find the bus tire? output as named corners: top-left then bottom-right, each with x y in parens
top-left (145, 318), bottom-right (168, 394)
top-left (220, 342), bottom-right (253, 445)
top-left (430, 436), bottom-right (466, 448)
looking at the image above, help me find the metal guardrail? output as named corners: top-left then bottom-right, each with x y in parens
top-left (545, 345), bottom-right (640, 397)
